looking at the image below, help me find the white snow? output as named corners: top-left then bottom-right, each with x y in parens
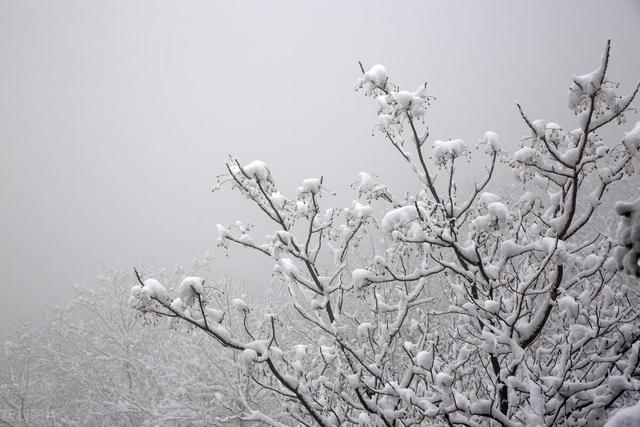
top-left (482, 131), bottom-right (501, 153)
top-left (395, 90), bottom-right (415, 108)
top-left (415, 349), bottom-right (433, 370)
top-left (270, 192), bottom-right (287, 208)
top-left (381, 205), bottom-right (422, 234)
top-left (356, 172), bottom-right (376, 193)
top-left (357, 322), bottom-right (374, 340)
top-left (436, 372), bottom-right (454, 388)
top-left (484, 300), bottom-right (500, 314)
top-left (432, 139), bottom-right (467, 164)
top-left (238, 348), bottom-right (258, 372)
top-left (390, 87), bottom-right (430, 118)
top-left (557, 295), bottom-right (579, 317)
top-left (376, 113), bottom-right (397, 132)
top-left (216, 224), bottom-right (231, 239)
top-left (622, 121), bottom-right (640, 157)
top-left (177, 277), bottom-right (206, 307)
top-left (561, 147), bottom-right (581, 167)
top-left (351, 201), bottom-right (373, 219)
top-left (232, 297), bottom-right (250, 313)
top-left (471, 202), bottom-right (511, 232)
top-left (604, 401), bottom-right (640, 427)
top-left (351, 269), bottom-right (371, 288)
top-left (479, 192), bottom-right (500, 207)
top-left (362, 64), bottom-right (388, 87)
top-left (142, 279), bottom-right (170, 304)
top-left (242, 160), bottom-right (273, 184)
top-left (298, 178), bottom-right (322, 195)
top-left (568, 61), bottom-right (606, 113)
top-left (513, 147), bottom-right (537, 163)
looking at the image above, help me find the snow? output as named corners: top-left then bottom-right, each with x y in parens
top-left (351, 201), bottom-right (373, 218)
top-left (395, 90), bottom-right (415, 108)
top-left (242, 160), bottom-right (273, 183)
top-left (238, 348), bottom-right (258, 372)
top-left (557, 295), bottom-right (579, 317)
top-left (381, 205), bottom-right (421, 234)
top-left (471, 202), bottom-right (511, 232)
top-left (604, 401), bottom-right (640, 427)
top-left (484, 300), bottom-right (500, 314)
top-left (360, 64), bottom-right (388, 87)
top-left (351, 269), bottom-right (371, 288)
top-left (232, 297), bottom-right (249, 313)
top-left (482, 131), bottom-right (501, 153)
top-left (573, 67), bottom-right (605, 95)
top-left (569, 324), bottom-right (594, 344)
top-left (479, 192), bottom-right (500, 207)
top-left (561, 146), bottom-right (581, 167)
top-left (583, 254), bottom-right (603, 270)
top-left (415, 350), bottom-right (433, 370)
top-left (458, 241), bottom-right (479, 262)
top-left (622, 121), bottom-right (640, 157)
top-left (514, 147), bottom-right (537, 163)
top-left (177, 277), bottom-right (205, 307)
top-left (484, 264), bottom-right (500, 280)
top-left (216, 224), bottom-right (231, 239)
top-left (142, 279), bottom-right (170, 304)
top-left (568, 61), bottom-right (606, 113)
top-left (376, 113), bottom-right (397, 132)
top-left (481, 331), bottom-right (497, 353)
top-left (275, 258), bottom-right (300, 276)
top-left (436, 372), bottom-right (454, 388)
top-left (239, 234), bottom-right (254, 245)
top-left (270, 192), bottom-right (287, 208)
top-left (297, 178), bottom-right (322, 195)
top-left (391, 86), bottom-right (430, 118)
top-left (129, 279), bottom-right (170, 308)
top-left (320, 345), bottom-right (337, 364)
top-left (518, 191), bottom-right (538, 209)
top-left (600, 167), bottom-right (613, 182)
top-left (205, 307), bottom-right (225, 323)
top-left (293, 344), bottom-right (308, 359)
top-left (535, 236), bottom-right (565, 254)
top-left (357, 322), bottom-right (374, 340)
top-left (499, 239), bottom-right (528, 259)
top-left (531, 119), bottom-right (546, 135)
top-left (354, 172), bottom-right (390, 201)
top-left (432, 139), bottom-right (467, 164)
top-left (356, 172), bottom-right (376, 193)
top-left (170, 297), bottom-right (184, 311)
top-left (358, 413), bottom-right (372, 425)
top-left (129, 285), bottom-right (145, 308)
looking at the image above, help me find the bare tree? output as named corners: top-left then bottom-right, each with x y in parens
top-left (130, 41), bottom-right (640, 426)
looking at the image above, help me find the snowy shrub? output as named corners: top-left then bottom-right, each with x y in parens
top-left (130, 41), bottom-right (640, 426)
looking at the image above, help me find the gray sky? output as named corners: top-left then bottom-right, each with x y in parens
top-left (1, 0), bottom-right (639, 336)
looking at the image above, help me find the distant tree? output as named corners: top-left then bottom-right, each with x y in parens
top-left (0, 262), bottom-right (263, 426)
top-left (129, 41), bottom-right (640, 426)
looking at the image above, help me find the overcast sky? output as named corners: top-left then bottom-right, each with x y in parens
top-left (1, 1), bottom-right (639, 337)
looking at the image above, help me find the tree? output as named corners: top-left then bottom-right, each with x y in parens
top-left (129, 41), bottom-right (640, 426)
top-left (0, 262), bottom-right (262, 426)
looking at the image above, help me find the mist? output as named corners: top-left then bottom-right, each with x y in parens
top-left (1, 0), bottom-right (639, 338)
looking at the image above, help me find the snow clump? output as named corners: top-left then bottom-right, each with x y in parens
top-left (432, 139), bottom-right (467, 165)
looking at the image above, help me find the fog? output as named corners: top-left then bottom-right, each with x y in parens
top-left (1, 0), bottom-right (639, 337)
